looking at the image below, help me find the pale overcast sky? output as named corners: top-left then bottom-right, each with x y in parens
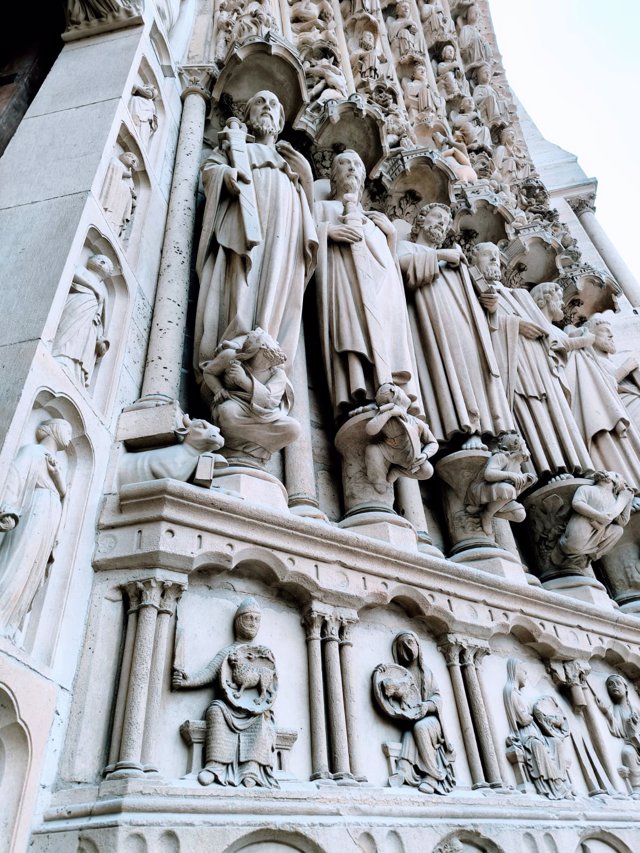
top-left (488, 0), bottom-right (640, 283)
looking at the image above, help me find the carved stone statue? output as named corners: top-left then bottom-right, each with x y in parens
top-left (372, 85), bottom-right (416, 150)
top-left (361, 383), bottom-right (438, 494)
top-left (401, 62), bottom-right (443, 124)
top-left (200, 328), bottom-right (300, 465)
top-left (67, 0), bottom-right (142, 26)
top-left (53, 254), bottom-right (114, 388)
top-left (465, 433), bottom-right (535, 535)
top-left (550, 471), bottom-right (634, 570)
top-left (456, 1), bottom-right (492, 71)
top-left (388, 2), bottom-right (424, 61)
top-left (398, 207), bottom-right (514, 449)
top-left (471, 242), bottom-right (593, 480)
top-left (304, 56), bottom-right (348, 107)
top-left (350, 31), bottom-right (386, 91)
top-left (315, 150), bottom-right (421, 418)
top-left (0, 419), bottom-right (72, 638)
top-left (372, 631), bottom-right (455, 794)
top-left (472, 63), bottom-right (509, 131)
top-left (434, 44), bottom-right (464, 100)
top-left (590, 673), bottom-right (640, 797)
top-left (494, 126), bottom-right (530, 187)
top-left (194, 91), bottom-right (318, 408)
top-left (450, 96), bottom-right (492, 153)
top-left (100, 151), bottom-right (138, 237)
top-left (503, 658), bottom-right (574, 799)
top-left (531, 288), bottom-right (640, 492)
top-left (130, 84), bottom-right (158, 146)
top-left (172, 597), bottom-right (279, 788)
top-left (420, 0), bottom-right (455, 49)
top-left (587, 314), bottom-right (640, 436)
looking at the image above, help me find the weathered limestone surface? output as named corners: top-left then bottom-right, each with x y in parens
top-left (3, 1), bottom-right (640, 853)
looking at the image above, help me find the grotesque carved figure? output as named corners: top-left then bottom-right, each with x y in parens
top-left (0, 419), bottom-right (73, 638)
top-left (53, 254), bottom-right (114, 389)
top-left (362, 383), bottom-right (438, 494)
top-left (398, 208), bottom-right (514, 450)
top-left (373, 631), bottom-right (456, 794)
top-left (590, 673), bottom-right (640, 796)
top-left (503, 658), bottom-right (575, 799)
top-left (194, 90), bottom-right (318, 411)
top-left (315, 150), bottom-right (421, 418)
top-left (550, 471), bottom-right (634, 570)
top-left (201, 328), bottom-right (300, 465)
top-left (172, 597), bottom-right (279, 788)
top-left (117, 415), bottom-right (225, 487)
top-left (465, 433), bottom-right (535, 535)
top-left (130, 84), bottom-right (158, 146)
top-left (100, 151), bottom-right (138, 238)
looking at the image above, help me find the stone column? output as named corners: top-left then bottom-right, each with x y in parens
top-left (338, 611), bottom-right (365, 781)
top-left (141, 581), bottom-right (185, 772)
top-left (105, 582), bottom-right (141, 772)
top-left (138, 66), bottom-right (214, 405)
top-left (303, 606), bottom-right (330, 779)
top-left (323, 613), bottom-right (351, 778)
top-left (568, 194), bottom-right (640, 307)
top-left (475, 647), bottom-right (511, 788)
top-left (394, 478), bottom-right (442, 556)
top-left (108, 578), bottom-right (163, 777)
top-left (460, 644), bottom-right (502, 787)
top-left (284, 326), bottom-right (326, 519)
top-left (439, 639), bottom-right (486, 788)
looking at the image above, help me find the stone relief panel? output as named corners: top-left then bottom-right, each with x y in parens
top-left (159, 574), bottom-right (311, 783)
top-left (353, 605), bottom-right (470, 789)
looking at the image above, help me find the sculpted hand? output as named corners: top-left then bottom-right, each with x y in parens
top-left (478, 291), bottom-right (498, 313)
top-left (519, 320), bottom-right (546, 340)
top-left (328, 224), bottom-right (362, 244)
top-left (46, 455), bottom-right (59, 473)
top-left (366, 210), bottom-right (393, 235)
top-left (437, 248), bottom-right (462, 268)
top-left (213, 388), bottom-right (230, 405)
top-left (225, 362), bottom-right (252, 391)
top-left (223, 168), bottom-right (251, 197)
top-left (171, 669), bottom-right (187, 689)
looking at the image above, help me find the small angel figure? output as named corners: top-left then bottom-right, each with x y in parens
top-left (465, 433), bottom-right (536, 535)
top-left (363, 383), bottom-right (438, 494)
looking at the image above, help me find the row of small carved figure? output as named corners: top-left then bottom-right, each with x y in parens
top-left (171, 599), bottom-right (640, 798)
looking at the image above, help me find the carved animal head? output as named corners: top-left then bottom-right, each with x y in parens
top-left (174, 415), bottom-right (225, 452)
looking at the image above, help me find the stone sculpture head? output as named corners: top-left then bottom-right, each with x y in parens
top-left (392, 631), bottom-right (420, 666)
top-left (396, 1), bottom-right (410, 20)
top-left (471, 241), bottom-right (501, 282)
top-left (86, 254), bottom-right (116, 279)
top-left (530, 282), bottom-right (564, 323)
top-left (360, 31), bottom-right (375, 50)
top-left (330, 150), bottom-right (367, 201)
top-left (410, 202), bottom-right (451, 246)
top-left (500, 126), bottom-right (516, 147)
top-left (585, 315), bottom-right (616, 355)
top-left (119, 151), bottom-right (139, 170)
top-left (236, 327), bottom-right (287, 369)
top-left (497, 432), bottom-right (529, 462)
top-left (441, 44), bottom-right (455, 62)
top-left (375, 382), bottom-right (410, 410)
top-left (475, 62), bottom-right (491, 84)
top-left (464, 2), bottom-right (478, 24)
top-left (244, 90), bottom-right (285, 139)
top-left (506, 657), bottom-right (527, 689)
top-left (592, 469), bottom-right (628, 497)
top-left (605, 673), bottom-right (629, 705)
top-left (35, 419), bottom-right (73, 451)
top-left (234, 596), bottom-right (261, 641)
top-left (133, 84), bottom-right (157, 100)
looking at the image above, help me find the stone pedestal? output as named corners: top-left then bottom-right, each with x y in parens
top-left (542, 575), bottom-right (615, 609)
top-left (210, 466), bottom-right (290, 512)
top-left (599, 511), bottom-right (640, 612)
top-left (335, 413), bottom-right (417, 549)
top-left (436, 451), bottom-right (526, 581)
top-left (118, 399), bottom-right (183, 450)
top-left (524, 479), bottom-right (592, 581)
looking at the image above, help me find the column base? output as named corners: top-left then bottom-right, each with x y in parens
top-left (450, 545), bottom-right (526, 583)
top-left (106, 761), bottom-right (147, 779)
top-left (339, 510), bottom-right (417, 551)
top-left (211, 466), bottom-right (289, 512)
top-left (542, 575), bottom-right (616, 608)
top-left (288, 501), bottom-right (329, 522)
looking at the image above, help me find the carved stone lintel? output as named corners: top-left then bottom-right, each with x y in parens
top-left (63, 0), bottom-right (143, 41)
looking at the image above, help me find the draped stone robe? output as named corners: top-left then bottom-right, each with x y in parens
top-left (399, 242), bottom-right (514, 444)
top-left (194, 142), bottom-right (318, 398)
top-left (315, 203), bottom-right (422, 418)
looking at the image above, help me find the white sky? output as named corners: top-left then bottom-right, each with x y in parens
top-left (488, 0), bottom-right (640, 283)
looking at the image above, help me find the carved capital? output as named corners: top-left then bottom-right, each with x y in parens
top-left (567, 193), bottom-right (596, 218)
top-left (158, 581), bottom-right (186, 615)
top-left (322, 613), bottom-right (342, 642)
top-left (135, 577), bottom-right (163, 610)
top-left (337, 609), bottom-right (358, 645)
top-left (179, 65), bottom-right (215, 102)
top-left (302, 608), bottom-right (326, 641)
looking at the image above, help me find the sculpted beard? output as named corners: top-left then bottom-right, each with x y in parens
top-left (481, 259), bottom-right (501, 282)
top-left (338, 174), bottom-right (361, 196)
top-left (424, 222), bottom-right (446, 245)
top-left (249, 115), bottom-right (279, 138)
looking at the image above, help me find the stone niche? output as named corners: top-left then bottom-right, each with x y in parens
top-left (99, 124), bottom-right (150, 252)
top-left (51, 228), bottom-right (131, 416)
top-left (0, 390), bottom-right (92, 665)
top-left (128, 58), bottom-right (166, 167)
top-left (159, 568), bottom-right (312, 783)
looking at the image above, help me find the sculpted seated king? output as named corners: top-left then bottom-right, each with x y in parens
top-left (172, 597), bottom-right (279, 788)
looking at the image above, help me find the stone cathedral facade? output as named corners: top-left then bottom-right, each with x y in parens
top-left (2, 1), bottom-right (640, 852)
